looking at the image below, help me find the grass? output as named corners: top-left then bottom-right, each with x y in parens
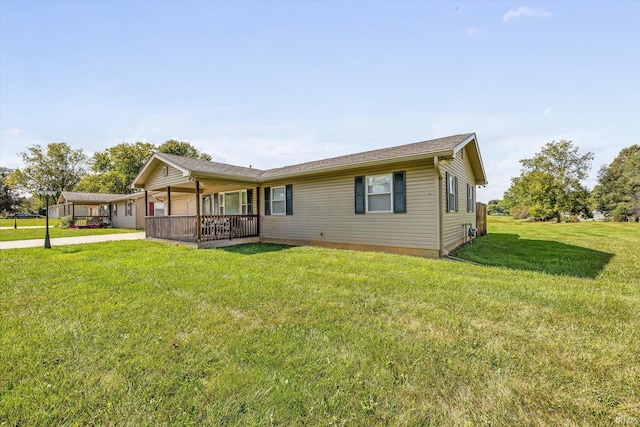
top-left (0, 227), bottom-right (140, 242)
top-left (1, 219), bottom-right (639, 425)
top-left (0, 218), bottom-right (47, 227)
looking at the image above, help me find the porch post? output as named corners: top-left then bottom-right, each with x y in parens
top-left (256, 186), bottom-right (260, 236)
top-left (72, 204), bottom-right (75, 220)
top-left (109, 203), bottom-right (112, 222)
top-left (145, 191), bottom-right (148, 216)
top-left (167, 186), bottom-right (171, 216)
top-left (195, 181), bottom-right (201, 242)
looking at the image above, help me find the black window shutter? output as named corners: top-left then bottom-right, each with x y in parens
top-left (472, 185), bottom-right (475, 212)
top-left (213, 193), bottom-right (219, 215)
top-left (393, 171), bottom-right (406, 213)
top-left (445, 171), bottom-right (450, 212)
top-left (285, 184), bottom-right (293, 215)
top-left (264, 187), bottom-right (271, 216)
top-left (354, 176), bottom-right (365, 214)
top-left (247, 189), bottom-right (253, 214)
top-left (454, 176), bottom-right (459, 212)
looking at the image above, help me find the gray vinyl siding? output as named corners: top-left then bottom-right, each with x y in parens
top-left (441, 147), bottom-right (477, 251)
top-left (111, 201), bottom-right (136, 229)
top-left (111, 200), bottom-right (144, 229)
top-left (260, 160), bottom-right (438, 250)
top-left (145, 164), bottom-right (187, 190)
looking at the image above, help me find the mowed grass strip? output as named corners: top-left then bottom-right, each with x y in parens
top-left (1, 220), bottom-right (639, 425)
top-left (0, 227), bottom-right (140, 242)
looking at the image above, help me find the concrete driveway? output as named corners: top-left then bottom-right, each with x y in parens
top-left (0, 232), bottom-right (146, 250)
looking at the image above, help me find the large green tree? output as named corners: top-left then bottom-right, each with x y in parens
top-left (0, 167), bottom-right (17, 213)
top-left (75, 142), bottom-right (156, 194)
top-left (591, 144), bottom-right (640, 220)
top-left (5, 143), bottom-right (88, 198)
top-left (74, 139), bottom-right (212, 194)
top-left (502, 140), bottom-right (594, 221)
top-left (158, 140), bottom-right (212, 161)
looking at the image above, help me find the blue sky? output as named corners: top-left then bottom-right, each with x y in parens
top-left (1, 1), bottom-right (639, 202)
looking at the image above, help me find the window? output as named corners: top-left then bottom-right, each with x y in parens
top-left (126, 202), bottom-right (133, 217)
top-left (163, 165), bottom-right (169, 176)
top-left (367, 174), bottom-right (392, 213)
top-left (446, 172), bottom-right (458, 212)
top-left (467, 184), bottom-right (474, 212)
top-left (113, 204), bottom-right (117, 216)
top-left (355, 172), bottom-right (406, 214)
top-left (264, 185), bottom-right (292, 216)
top-left (214, 190), bottom-right (251, 215)
top-left (154, 202), bottom-right (165, 216)
top-left (271, 186), bottom-right (286, 214)
top-left (202, 195), bottom-right (212, 215)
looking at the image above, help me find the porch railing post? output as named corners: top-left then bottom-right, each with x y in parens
top-left (167, 186), bottom-right (171, 216)
top-left (195, 181), bottom-right (201, 242)
top-left (256, 186), bottom-right (260, 237)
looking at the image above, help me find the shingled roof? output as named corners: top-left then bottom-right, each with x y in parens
top-left (133, 133), bottom-right (486, 188)
top-left (155, 152), bottom-right (264, 180)
top-left (58, 192), bottom-right (123, 204)
top-left (260, 133), bottom-right (475, 178)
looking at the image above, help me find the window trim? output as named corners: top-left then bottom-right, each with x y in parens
top-left (213, 190), bottom-right (250, 215)
top-left (270, 185), bottom-right (286, 215)
top-left (202, 194), bottom-right (212, 215)
top-left (366, 173), bottom-right (393, 213)
top-left (446, 172), bottom-right (458, 213)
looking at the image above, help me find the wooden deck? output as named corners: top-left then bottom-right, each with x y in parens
top-left (145, 215), bottom-right (259, 243)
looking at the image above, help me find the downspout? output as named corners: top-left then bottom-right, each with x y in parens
top-left (434, 156), bottom-right (444, 257)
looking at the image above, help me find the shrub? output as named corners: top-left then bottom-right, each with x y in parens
top-left (612, 204), bottom-right (629, 222)
top-left (57, 215), bottom-right (74, 229)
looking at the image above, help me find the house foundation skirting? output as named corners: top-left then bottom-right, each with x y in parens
top-left (146, 236), bottom-right (260, 249)
top-left (261, 238), bottom-right (440, 258)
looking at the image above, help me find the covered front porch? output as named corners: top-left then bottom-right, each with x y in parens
top-left (145, 214), bottom-right (260, 248)
top-left (133, 154), bottom-right (265, 247)
top-left (53, 192), bottom-right (118, 227)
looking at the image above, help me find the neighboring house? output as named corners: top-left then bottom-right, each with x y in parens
top-left (132, 133), bottom-right (487, 257)
top-left (51, 191), bottom-right (145, 229)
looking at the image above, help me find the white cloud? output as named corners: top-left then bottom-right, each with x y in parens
top-left (467, 28), bottom-right (489, 37)
top-left (503, 7), bottom-right (551, 23)
top-left (7, 128), bottom-right (22, 136)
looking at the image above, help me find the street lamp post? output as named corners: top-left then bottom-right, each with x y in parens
top-left (37, 187), bottom-right (56, 249)
top-left (12, 195), bottom-right (18, 229)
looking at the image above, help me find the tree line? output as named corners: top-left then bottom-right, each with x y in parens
top-left (491, 140), bottom-right (639, 222)
top-left (1, 138), bottom-right (638, 221)
top-left (1, 140), bottom-right (211, 214)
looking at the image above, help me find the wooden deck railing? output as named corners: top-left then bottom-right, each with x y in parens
top-left (74, 216), bottom-right (111, 227)
top-left (145, 215), bottom-right (259, 242)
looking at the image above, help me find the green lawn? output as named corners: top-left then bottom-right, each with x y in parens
top-left (1, 219), bottom-right (638, 425)
top-left (0, 226), bottom-right (140, 242)
top-left (0, 218), bottom-right (47, 227)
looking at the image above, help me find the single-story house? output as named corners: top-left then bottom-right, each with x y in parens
top-left (132, 133), bottom-right (487, 257)
top-left (51, 191), bottom-right (146, 229)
